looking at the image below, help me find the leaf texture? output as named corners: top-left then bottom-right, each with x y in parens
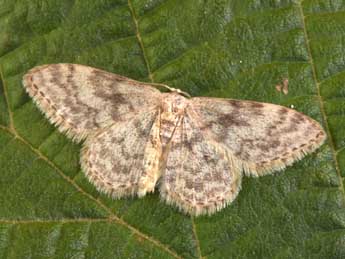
top-left (0, 0), bottom-right (345, 258)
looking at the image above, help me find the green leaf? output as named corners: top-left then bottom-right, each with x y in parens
top-left (0, 0), bottom-right (345, 258)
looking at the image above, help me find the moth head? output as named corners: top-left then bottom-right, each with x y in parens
top-left (161, 93), bottom-right (188, 114)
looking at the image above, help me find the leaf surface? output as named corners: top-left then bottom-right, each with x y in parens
top-left (0, 0), bottom-right (345, 258)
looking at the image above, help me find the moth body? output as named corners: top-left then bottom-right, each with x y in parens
top-left (139, 93), bottom-right (189, 196)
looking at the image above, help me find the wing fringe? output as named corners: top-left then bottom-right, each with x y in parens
top-left (240, 133), bottom-right (327, 177)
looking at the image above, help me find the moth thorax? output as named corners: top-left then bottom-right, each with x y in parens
top-left (161, 93), bottom-right (188, 114)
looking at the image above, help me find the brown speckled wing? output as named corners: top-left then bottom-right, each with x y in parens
top-left (160, 110), bottom-right (242, 216)
top-left (23, 63), bottom-right (161, 142)
top-left (81, 110), bottom-right (162, 198)
top-left (191, 97), bottom-right (327, 176)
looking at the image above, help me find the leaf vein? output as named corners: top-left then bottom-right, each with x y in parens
top-left (297, 3), bottom-right (345, 198)
top-left (0, 126), bottom-right (182, 259)
top-left (127, 0), bottom-right (154, 82)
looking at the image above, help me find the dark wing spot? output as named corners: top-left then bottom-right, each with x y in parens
top-left (256, 143), bottom-right (270, 152)
top-left (279, 107), bottom-right (289, 114)
top-left (294, 113), bottom-right (305, 123)
top-left (185, 179), bottom-right (194, 190)
top-left (282, 123), bottom-right (298, 133)
top-left (48, 64), bottom-right (63, 86)
top-left (290, 117), bottom-right (301, 125)
top-left (270, 140), bottom-right (281, 147)
top-left (217, 113), bottom-right (250, 128)
top-left (183, 140), bottom-right (194, 151)
top-left (228, 100), bottom-right (245, 109)
top-left (213, 171), bottom-right (225, 181)
top-left (67, 64), bottom-right (77, 89)
top-left (134, 121), bottom-right (149, 137)
top-left (94, 89), bottom-right (127, 104)
top-left (111, 93), bottom-right (128, 104)
top-left (252, 109), bottom-right (264, 116)
top-left (92, 69), bottom-right (118, 81)
top-left (249, 102), bottom-right (264, 108)
top-left (203, 153), bottom-right (216, 163)
top-left (316, 131), bottom-right (325, 138)
top-left (194, 181), bottom-right (204, 192)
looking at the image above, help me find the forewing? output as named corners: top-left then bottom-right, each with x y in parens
top-left (23, 63), bottom-right (161, 141)
top-left (81, 110), bottom-right (162, 197)
top-left (191, 97), bottom-right (327, 176)
top-left (160, 111), bottom-right (242, 216)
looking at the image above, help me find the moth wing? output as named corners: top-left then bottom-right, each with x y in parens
top-left (81, 109), bottom-right (162, 197)
top-left (191, 97), bottom-right (327, 176)
top-left (160, 111), bottom-right (242, 216)
top-left (23, 63), bottom-right (161, 142)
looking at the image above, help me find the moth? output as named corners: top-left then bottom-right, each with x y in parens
top-left (23, 64), bottom-right (326, 216)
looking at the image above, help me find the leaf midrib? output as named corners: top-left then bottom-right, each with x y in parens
top-left (297, 3), bottom-right (345, 197)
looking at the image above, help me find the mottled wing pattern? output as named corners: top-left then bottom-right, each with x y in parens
top-left (23, 61), bottom-right (328, 216)
top-left (81, 110), bottom-right (162, 197)
top-left (160, 110), bottom-right (242, 216)
top-left (191, 97), bottom-right (327, 176)
top-left (23, 63), bottom-right (161, 141)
